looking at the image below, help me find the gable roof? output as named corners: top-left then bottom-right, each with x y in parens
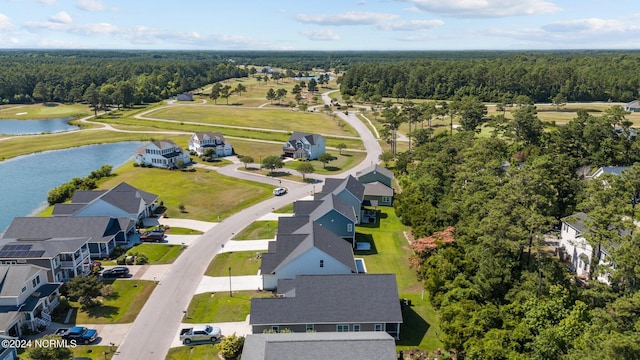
top-left (590, 166), bottom-right (631, 178)
top-left (261, 222), bottom-right (356, 274)
top-left (287, 132), bottom-right (323, 146)
top-left (0, 264), bottom-right (47, 297)
top-left (193, 132), bottom-right (226, 142)
top-left (3, 216), bottom-right (123, 244)
top-left (277, 216), bottom-right (312, 235)
top-left (363, 182), bottom-right (394, 197)
top-left (322, 176), bottom-right (365, 201)
top-left (52, 182), bottom-right (157, 217)
top-left (294, 195), bottom-right (357, 223)
top-left (250, 274), bottom-right (402, 326)
top-left (241, 332), bottom-right (397, 360)
top-left (0, 237), bottom-right (89, 259)
top-left (561, 212), bottom-right (589, 234)
top-left (355, 163), bottom-right (394, 181)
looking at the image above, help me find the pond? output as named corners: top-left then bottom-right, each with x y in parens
top-left (0, 117), bottom-right (80, 135)
top-left (0, 142), bottom-right (143, 233)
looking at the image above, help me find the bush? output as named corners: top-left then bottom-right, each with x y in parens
top-left (219, 333), bottom-right (244, 359)
top-left (116, 255), bottom-right (127, 265)
top-left (113, 246), bottom-right (127, 258)
top-left (135, 254), bottom-right (148, 265)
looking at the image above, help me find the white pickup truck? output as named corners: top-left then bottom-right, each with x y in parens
top-left (179, 324), bottom-right (222, 344)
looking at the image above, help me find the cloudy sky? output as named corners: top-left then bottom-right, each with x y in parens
top-left (1, 0), bottom-right (639, 50)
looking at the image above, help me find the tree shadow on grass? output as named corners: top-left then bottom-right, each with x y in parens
top-left (324, 166), bottom-right (340, 171)
top-left (268, 171), bottom-right (290, 178)
top-left (397, 303), bottom-right (430, 347)
top-left (339, 153), bottom-right (353, 157)
top-left (83, 305), bottom-right (119, 320)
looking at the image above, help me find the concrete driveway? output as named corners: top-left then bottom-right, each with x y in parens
top-left (195, 275), bottom-right (263, 294)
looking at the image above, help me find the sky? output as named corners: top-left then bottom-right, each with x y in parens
top-left (1, 0), bottom-right (639, 51)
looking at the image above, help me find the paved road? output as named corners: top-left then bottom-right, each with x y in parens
top-left (113, 90), bottom-right (382, 359)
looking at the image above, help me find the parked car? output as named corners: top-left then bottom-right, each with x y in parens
top-left (179, 324), bottom-right (222, 344)
top-left (102, 266), bottom-right (130, 278)
top-left (55, 326), bottom-right (98, 344)
top-left (273, 187), bottom-right (287, 196)
top-left (140, 230), bottom-right (165, 242)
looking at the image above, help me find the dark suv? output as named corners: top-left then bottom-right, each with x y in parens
top-left (140, 230), bottom-right (165, 242)
top-left (102, 266), bottom-right (130, 278)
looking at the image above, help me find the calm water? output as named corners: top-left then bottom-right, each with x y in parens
top-left (0, 118), bottom-right (79, 135)
top-left (0, 142), bottom-right (143, 233)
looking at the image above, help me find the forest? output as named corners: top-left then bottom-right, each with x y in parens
top-left (391, 104), bottom-right (640, 359)
top-left (340, 52), bottom-right (640, 103)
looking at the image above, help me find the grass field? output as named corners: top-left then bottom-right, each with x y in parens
top-left (0, 102), bottom-right (91, 119)
top-left (98, 162), bottom-right (273, 221)
top-left (126, 244), bottom-right (184, 264)
top-left (63, 280), bottom-right (156, 324)
top-left (165, 344), bottom-right (220, 360)
top-left (231, 220), bottom-right (277, 240)
top-left (284, 151), bottom-right (366, 175)
top-left (184, 291), bottom-right (271, 323)
top-left (204, 251), bottom-right (265, 276)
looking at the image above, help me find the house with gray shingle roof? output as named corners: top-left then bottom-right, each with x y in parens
top-left (0, 237), bottom-right (92, 282)
top-left (355, 164), bottom-right (395, 206)
top-left (241, 331), bottom-right (397, 360)
top-left (135, 139), bottom-right (191, 169)
top-left (0, 264), bottom-right (61, 337)
top-left (250, 274), bottom-right (403, 339)
top-left (282, 132), bottom-right (325, 160)
top-left (292, 194), bottom-right (357, 246)
top-left (3, 216), bottom-right (126, 258)
top-left (318, 176), bottom-right (365, 223)
top-left (261, 222), bottom-right (356, 290)
top-left (52, 182), bottom-right (159, 232)
top-left (624, 100), bottom-right (640, 112)
top-left (188, 132), bottom-right (233, 157)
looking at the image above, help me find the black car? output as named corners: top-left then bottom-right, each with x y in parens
top-left (102, 266), bottom-right (130, 278)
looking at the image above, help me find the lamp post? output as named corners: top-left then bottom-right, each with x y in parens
top-left (228, 267), bottom-right (232, 297)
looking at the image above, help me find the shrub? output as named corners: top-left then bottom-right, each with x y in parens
top-left (135, 254), bottom-right (148, 265)
top-left (113, 246), bottom-right (127, 258)
top-left (116, 255), bottom-right (127, 265)
top-left (219, 333), bottom-right (245, 359)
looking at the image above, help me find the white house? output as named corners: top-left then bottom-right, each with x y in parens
top-left (624, 100), bottom-right (640, 112)
top-left (0, 264), bottom-right (61, 337)
top-left (283, 132), bottom-right (325, 160)
top-left (560, 212), bottom-right (612, 284)
top-left (135, 140), bottom-right (191, 169)
top-left (176, 92), bottom-right (194, 101)
top-left (188, 132), bottom-right (233, 157)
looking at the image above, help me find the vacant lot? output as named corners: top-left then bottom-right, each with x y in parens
top-left (205, 251), bottom-right (265, 276)
top-left (184, 291), bottom-right (271, 323)
top-left (231, 220), bottom-right (278, 240)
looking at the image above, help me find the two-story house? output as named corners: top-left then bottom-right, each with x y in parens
top-left (134, 140), bottom-right (191, 169)
top-left (292, 194), bottom-right (357, 246)
top-left (355, 164), bottom-right (395, 206)
top-left (188, 132), bottom-right (233, 157)
top-left (318, 176), bottom-right (365, 224)
top-left (283, 132), bottom-right (325, 160)
top-left (0, 237), bottom-right (92, 282)
top-left (3, 216), bottom-right (126, 259)
top-left (0, 264), bottom-right (61, 337)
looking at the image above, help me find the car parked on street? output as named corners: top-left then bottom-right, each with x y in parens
top-left (102, 266), bottom-right (130, 278)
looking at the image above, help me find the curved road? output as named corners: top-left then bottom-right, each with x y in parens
top-left (113, 91), bottom-right (382, 359)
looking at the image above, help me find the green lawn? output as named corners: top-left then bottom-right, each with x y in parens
top-left (204, 251), bottom-right (265, 277)
top-left (99, 162), bottom-right (273, 221)
top-left (66, 280), bottom-right (156, 324)
top-left (166, 227), bottom-right (204, 235)
top-left (231, 220), bottom-right (277, 240)
top-left (166, 344), bottom-right (220, 360)
top-left (274, 203), bottom-right (294, 213)
top-left (17, 345), bottom-right (116, 360)
top-left (284, 151), bottom-right (366, 175)
top-left (355, 207), bottom-right (443, 351)
top-left (0, 102), bottom-right (91, 119)
top-left (126, 244), bottom-right (184, 264)
top-left (184, 291), bottom-right (270, 323)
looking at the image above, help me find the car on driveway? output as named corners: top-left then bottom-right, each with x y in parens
top-left (179, 324), bottom-right (222, 344)
top-left (102, 266), bottom-right (130, 278)
top-left (273, 187), bottom-right (287, 196)
top-left (140, 229), bottom-right (165, 242)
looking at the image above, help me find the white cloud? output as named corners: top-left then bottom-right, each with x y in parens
top-left (402, 0), bottom-right (562, 18)
top-left (70, 22), bottom-right (119, 35)
top-left (39, 0), bottom-right (57, 5)
top-left (0, 13), bottom-right (13, 31)
top-left (295, 11), bottom-right (398, 26)
top-left (300, 29), bottom-right (341, 41)
top-left (77, 0), bottom-right (105, 12)
top-left (378, 19), bottom-right (444, 31)
top-left (542, 18), bottom-right (626, 33)
top-left (23, 20), bottom-right (69, 31)
top-left (49, 11), bottom-right (72, 24)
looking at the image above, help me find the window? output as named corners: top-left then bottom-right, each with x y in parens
top-left (32, 275), bottom-right (40, 288)
top-left (306, 324), bottom-right (314, 332)
top-left (337, 324), bottom-right (349, 332)
top-left (382, 196), bottom-right (391, 203)
top-left (347, 223), bottom-right (353, 232)
top-left (353, 324), bottom-right (361, 332)
top-left (21, 286), bottom-right (27, 293)
top-left (374, 324), bottom-right (384, 332)
top-left (319, 260), bottom-right (324, 268)
top-left (271, 326), bottom-right (279, 333)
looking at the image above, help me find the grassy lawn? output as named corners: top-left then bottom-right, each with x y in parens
top-left (204, 251), bottom-right (265, 277)
top-left (64, 280), bottom-right (156, 324)
top-left (184, 291), bottom-right (271, 323)
top-left (165, 344), bottom-right (220, 360)
top-left (126, 243), bottom-right (184, 264)
top-left (166, 227), bottom-right (204, 235)
top-left (274, 203), bottom-right (294, 213)
top-left (284, 151), bottom-right (366, 175)
top-left (355, 207), bottom-right (443, 351)
top-left (231, 220), bottom-right (277, 240)
top-left (99, 163), bottom-right (273, 221)
top-left (0, 103), bottom-right (91, 119)
top-left (17, 345), bottom-right (116, 360)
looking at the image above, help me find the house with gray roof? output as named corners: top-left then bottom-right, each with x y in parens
top-left (0, 237), bottom-right (91, 283)
top-left (3, 216), bottom-right (126, 258)
top-left (135, 139), bottom-right (191, 169)
top-left (282, 132), bottom-right (325, 160)
top-left (0, 264), bottom-right (61, 337)
top-left (250, 274), bottom-right (403, 339)
top-left (188, 132), bottom-right (233, 157)
top-left (291, 194), bottom-right (356, 246)
top-left (355, 164), bottom-right (395, 206)
top-left (624, 100), bottom-right (640, 112)
top-left (589, 166), bottom-right (631, 178)
top-left (52, 182), bottom-right (159, 232)
top-left (318, 176), bottom-right (365, 223)
top-left (261, 222), bottom-right (356, 290)
top-left (241, 332), bottom-right (397, 360)
top-left (355, 164), bottom-right (394, 188)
